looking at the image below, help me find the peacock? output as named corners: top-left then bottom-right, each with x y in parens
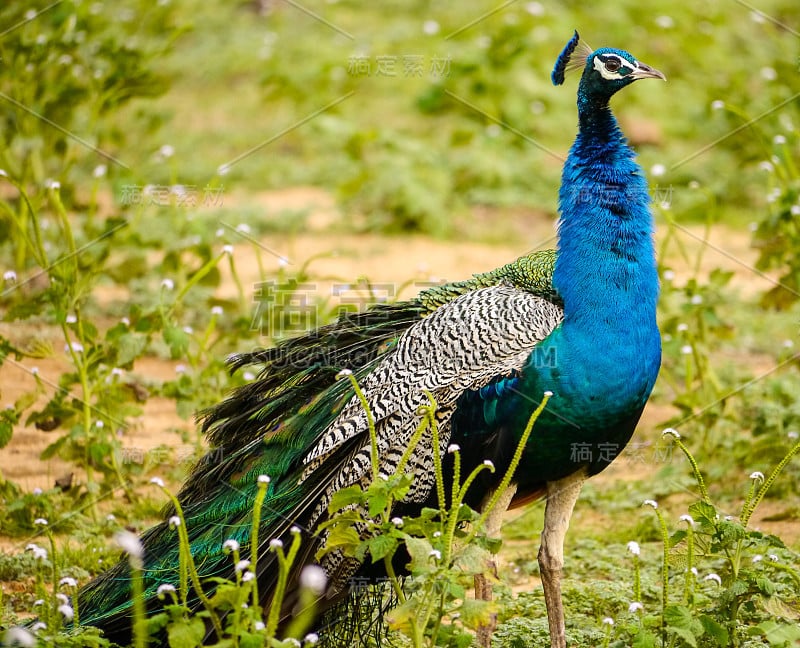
top-left (77, 32), bottom-right (665, 648)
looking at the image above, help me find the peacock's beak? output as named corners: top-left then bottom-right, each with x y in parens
top-left (631, 61), bottom-right (666, 81)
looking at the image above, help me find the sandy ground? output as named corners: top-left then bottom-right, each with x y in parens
top-left (1, 187), bottom-right (795, 555)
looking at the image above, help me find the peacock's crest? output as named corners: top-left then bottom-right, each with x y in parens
top-left (551, 30), bottom-right (593, 86)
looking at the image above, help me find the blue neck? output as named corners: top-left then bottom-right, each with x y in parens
top-left (553, 95), bottom-right (659, 329)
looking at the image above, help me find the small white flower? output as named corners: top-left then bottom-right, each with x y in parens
top-left (115, 530), bottom-right (144, 558)
top-left (150, 477), bottom-right (165, 488)
top-left (159, 144), bottom-right (175, 158)
top-left (169, 516), bottom-right (181, 528)
top-left (680, 515), bottom-right (694, 526)
top-left (290, 525), bottom-right (301, 535)
top-left (602, 617), bottom-right (614, 626)
top-left (433, 531), bottom-right (441, 538)
top-left (422, 19), bottom-right (440, 35)
top-left (703, 573), bottom-right (722, 586)
top-left (655, 15), bottom-right (674, 29)
top-left (243, 371), bottom-right (255, 381)
top-left (768, 554), bottom-right (779, 562)
top-left (59, 577), bottom-right (78, 588)
top-left (760, 66), bottom-right (777, 81)
top-left (46, 179), bottom-right (61, 190)
top-left (724, 515), bottom-right (734, 521)
top-left (157, 583), bottom-right (176, 596)
top-left (235, 223), bottom-right (251, 234)
top-left (121, 317), bottom-right (131, 326)
top-left (0, 169), bottom-right (7, 177)
top-left (662, 428), bottom-right (680, 440)
top-left (626, 541), bottom-right (640, 556)
top-left (235, 559), bottom-right (251, 572)
top-left (30, 622), bottom-right (47, 632)
top-left (65, 342), bottom-right (84, 353)
top-left (690, 294), bottom-right (703, 305)
top-left (680, 345), bottom-right (693, 355)
top-left (391, 517), bottom-right (403, 527)
top-left (222, 244), bottom-right (234, 255)
top-left (676, 323), bottom-right (689, 332)
top-left (5, 627), bottom-right (36, 647)
top-left (254, 621), bottom-right (265, 631)
top-left (752, 554), bottom-right (763, 563)
top-left (482, 460), bottom-right (495, 470)
top-left (691, 567), bottom-right (698, 576)
top-left (106, 513), bottom-right (116, 522)
top-left (299, 564), bottom-right (327, 595)
top-left (223, 539), bottom-right (240, 553)
top-left (789, 431), bottom-right (799, 440)
top-left (161, 278), bottom-right (175, 290)
top-left (32, 487), bottom-right (42, 495)
top-left (34, 518), bottom-right (48, 526)
top-left (285, 640), bottom-right (301, 648)
top-left (749, 471), bottom-right (765, 482)
top-left (95, 420), bottom-right (104, 428)
top-left (182, 326), bottom-right (193, 334)
top-left (758, 161), bottom-right (774, 172)
top-left (241, 570), bottom-right (255, 582)
top-left (336, 368), bottom-right (353, 379)
top-left (258, 474), bottom-right (271, 484)
top-left (32, 598), bottom-right (45, 606)
top-left (773, 134), bottom-right (787, 145)
top-left (56, 593), bottom-right (69, 604)
top-left (651, 163), bottom-right (666, 177)
top-left (217, 163), bottom-right (231, 176)
top-left (429, 549), bottom-right (442, 560)
top-left (3, 270), bottom-right (17, 282)
top-left (58, 604), bottom-right (74, 620)
top-left (447, 444), bottom-right (461, 454)
top-left (629, 601), bottom-right (644, 613)
top-left (525, 2), bottom-right (544, 16)
top-left (278, 257), bottom-right (289, 267)
top-left (175, 364), bottom-right (187, 374)
top-left (643, 499), bottom-right (658, 509)
top-left (791, 206), bottom-right (800, 217)
top-left (93, 164), bottom-right (107, 178)
top-left (304, 633), bottom-right (320, 645)
top-left (711, 100), bottom-right (725, 110)
top-left (269, 539), bottom-right (283, 550)
top-left (543, 390), bottom-right (554, 397)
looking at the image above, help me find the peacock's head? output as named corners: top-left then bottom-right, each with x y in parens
top-left (551, 31), bottom-right (665, 101)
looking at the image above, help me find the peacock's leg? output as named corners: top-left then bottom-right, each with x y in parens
top-left (539, 470), bottom-right (585, 648)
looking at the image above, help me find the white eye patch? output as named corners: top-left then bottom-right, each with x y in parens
top-left (593, 55), bottom-right (636, 80)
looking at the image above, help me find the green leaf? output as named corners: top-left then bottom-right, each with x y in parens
top-left (663, 604), bottom-right (694, 629)
top-left (114, 332), bottom-right (148, 366)
top-left (458, 597), bottom-right (495, 629)
top-left (668, 626), bottom-right (698, 648)
top-left (699, 615), bottom-right (729, 647)
top-left (167, 616), bottom-right (205, 648)
top-left (327, 485), bottom-right (364, 512)
top-left (453, 542), bottom-right (490, 573)
top-left (0, 420), bottom-right (11, 449)
top-left (365, 533), bottom-right (398, 563)
top-left (631, 630), bottom-right (658, 648)
top-left (405, 536), bottom-right (434, 574)
top-left (163, 325), bottom-right (190, 359)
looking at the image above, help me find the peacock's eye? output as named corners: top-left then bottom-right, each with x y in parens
top-left (604, 58), bottom-right (621, 72)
